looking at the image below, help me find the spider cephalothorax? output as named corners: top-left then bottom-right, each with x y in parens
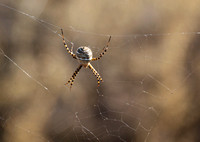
top-left (61, 29), bottom-right (111, 89)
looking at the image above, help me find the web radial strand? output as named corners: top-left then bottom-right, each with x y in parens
top-left (0, 2), bottom-right (199, 142)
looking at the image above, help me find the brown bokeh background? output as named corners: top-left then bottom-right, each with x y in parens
top-left (0, 0), bottom-right (200, 142)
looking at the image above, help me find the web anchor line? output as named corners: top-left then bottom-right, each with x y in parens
top-left (0, 48), bottom-right (49, 92)
top-left (1, 2), bottom-right (199, 142)
top-left (1, 2), bottom-right (200, 39)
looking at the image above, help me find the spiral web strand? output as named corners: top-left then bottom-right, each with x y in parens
top-left (0, 1), bottom-right (200, 142)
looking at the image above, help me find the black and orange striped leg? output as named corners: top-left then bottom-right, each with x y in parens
top-left (61, 29), bottom-right (77, 59)
top-left (88, 63), bottom-right (103, 87)
top-left (92, 36), bottom-right (111, 61)
top-left (65, 65), bottom-right (82, 89)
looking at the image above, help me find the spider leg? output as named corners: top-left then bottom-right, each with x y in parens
top-left (61, 29), bottom-right (77, 59)
top-left (65, 65), bottom-right (82, 89)
top-left (70, 42), bottom-right (74, 53)
top-left (88, 63), bottom-right (103, 87)
top-left (92, 36), bottom-right (111, 61)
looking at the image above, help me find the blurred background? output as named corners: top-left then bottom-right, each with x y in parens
top-left (0, 0), bottom-right (200, 142)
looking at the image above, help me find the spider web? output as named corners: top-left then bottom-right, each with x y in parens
top-left (0, 1), bottom-right (200, 142)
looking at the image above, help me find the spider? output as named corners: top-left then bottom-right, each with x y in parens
top-left (61, 29), bottom-right (111, 89)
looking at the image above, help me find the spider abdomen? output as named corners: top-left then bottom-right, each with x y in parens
top-left (76, 46), bottom-right (93, 66)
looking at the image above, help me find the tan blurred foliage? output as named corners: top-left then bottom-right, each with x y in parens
top-left (0, 0), bottom-right (200, 142)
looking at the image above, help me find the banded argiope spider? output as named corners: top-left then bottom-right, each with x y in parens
top-left (61, 29), bottom-right (111, 89)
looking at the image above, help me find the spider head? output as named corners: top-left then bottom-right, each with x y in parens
top-left (76, 46), bottom-right (93, 66)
